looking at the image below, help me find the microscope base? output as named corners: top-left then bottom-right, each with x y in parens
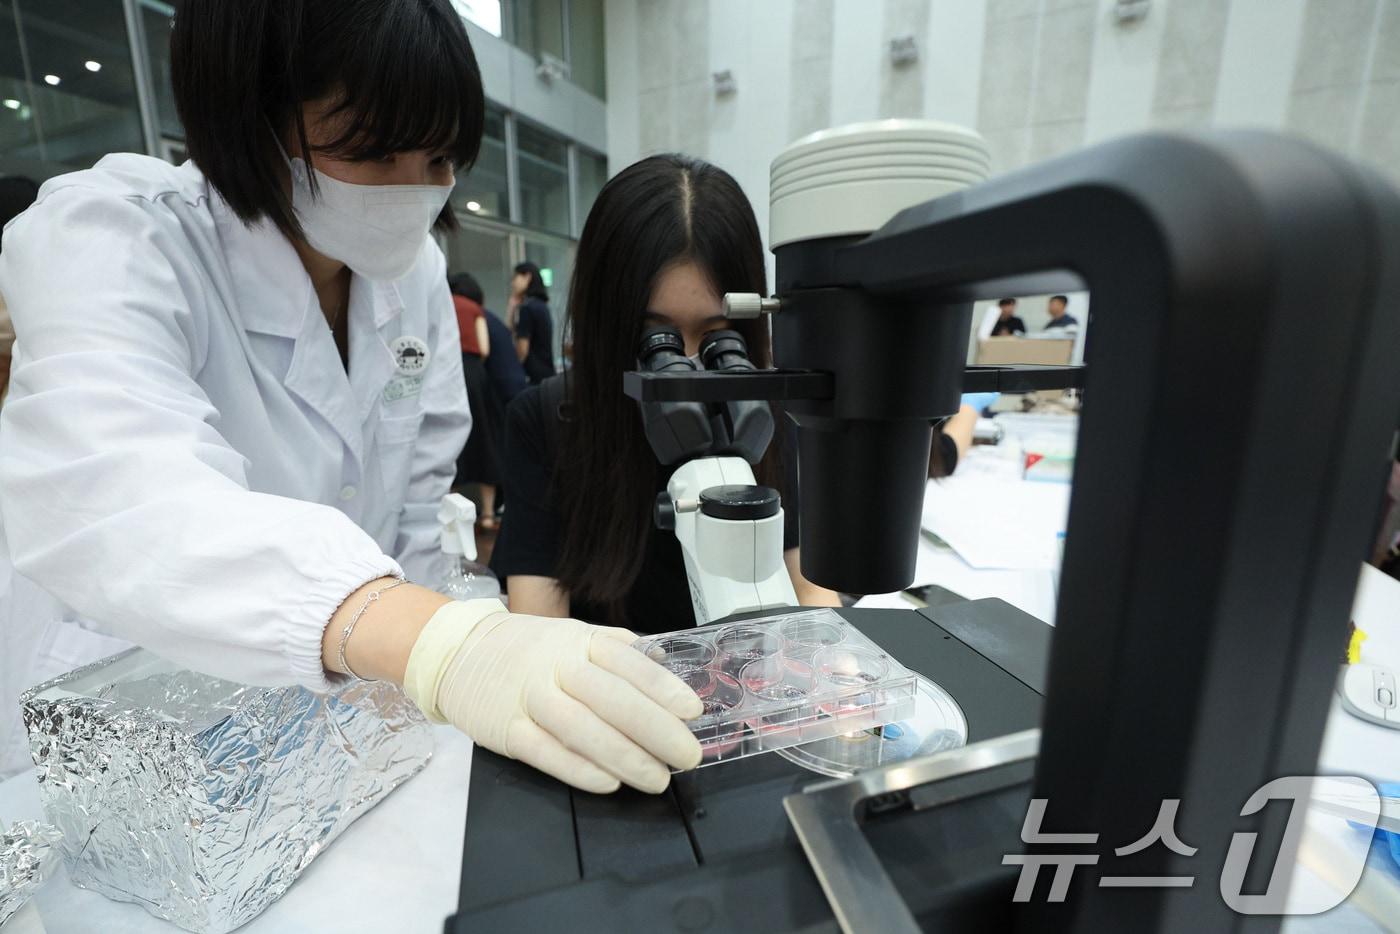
top-left (449, 601), bottom-right (1046, 932)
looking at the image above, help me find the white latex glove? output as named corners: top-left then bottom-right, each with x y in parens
top-left (403, 600), bottom-right (703, 794)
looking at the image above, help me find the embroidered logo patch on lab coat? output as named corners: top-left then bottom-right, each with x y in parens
top-left (390, 335), bottom-right (430, 375)
top-left (385, 335), bottom-right (430, 402)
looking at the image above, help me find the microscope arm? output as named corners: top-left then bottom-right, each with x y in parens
top-left (662, 456), bottom-right (798, 624)
top-left (769, 130), bottom-right (1400, 932)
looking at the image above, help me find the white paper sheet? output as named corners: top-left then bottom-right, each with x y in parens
top-left (854, 536), bottom-right (1059, 625)
top-left (921, 476), bottom-right (1070, 570)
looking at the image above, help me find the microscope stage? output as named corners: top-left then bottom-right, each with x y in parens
top-left (450, 602), bottom-right (1046, 932)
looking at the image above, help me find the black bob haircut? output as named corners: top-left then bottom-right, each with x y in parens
top-left (1050, 294), bottom-right (1070, 304)
top-left (513, 261), bottom-right (550, 302)
top-left (171, 0), bottom-right (484, 241)
top-left (449, 271), bottom-right (484, 304)
top-left (997, 297), bottom-right (1016, 306)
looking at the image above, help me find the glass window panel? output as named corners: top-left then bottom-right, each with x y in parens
top-left (0, 2), bottom-right (41, 178)
top-left (0, 0), bottom-right (145, 174)
top-left (568, 0), bottom-right (606, 99)
top-left (455, 103), bottom-right (508, 221)
top-left (534, 0), bottom-right (565, 61)
top-left (140, 1), bottom-right (181, 142)
top-left (521, 233), bottom-right (574, 364)
top-left (445, 222), bottom-right (513, 318)
top-left (502, 0), bottom-right (521, 50)
top-left (451, 0), bottom-right (502, 37)
top-left (509, 0), bottom-right (564, 61)
top-left (575, 149), bottom-right (607, 233)
top-left (515, 119), bottom-right (569, 234)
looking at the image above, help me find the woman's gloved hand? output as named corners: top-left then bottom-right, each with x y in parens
top-left (403, 600), bottom-right (703, 794)
top-left (960, 392), bottom-right (1001, 414)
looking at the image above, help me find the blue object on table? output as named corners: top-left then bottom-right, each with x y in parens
top-left (1349, 782), bottom-right (1400, 869)
top-left (961, 392), bottom-right (1001, 414)
top-left (1378, 783), bottom-right (1400, 868)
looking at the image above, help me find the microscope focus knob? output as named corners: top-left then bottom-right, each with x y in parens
top-left (654, 492), bottom-right (677, 531)
top-left (721, 293), bottom-right (781, 319)
top-left (698, 485), bottom-right (780, 521)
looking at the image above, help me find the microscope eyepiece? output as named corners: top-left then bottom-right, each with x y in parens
top-left (638, 325), bottom-right (690, 369)
top-left (698, 329), bottom-right (755, 372)
top-left (637, 324), bottom-right (710, 463)
top-left (634, 324), bottom-right (773, 467)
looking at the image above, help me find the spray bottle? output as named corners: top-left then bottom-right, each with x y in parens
top-left (433, 493), bottom-right (501, 600)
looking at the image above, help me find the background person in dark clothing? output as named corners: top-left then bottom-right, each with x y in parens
top-left (991, 297), bottom-right (1025, 336)
top-left (473, 289), bottom-right (527, 407)
top-left (483, 307), bottom-right (526, 404)
top-left (1044, 293), bottom-right (1079, 329)
top-left (450, 271), bottom-right (525, 528)
top-left (509, 261), bottom-right (555, 384)
top-left (449, 272), bottom-right (500, 523)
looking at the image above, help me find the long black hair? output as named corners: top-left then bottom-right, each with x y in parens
top-left (553, 154), bottom-right (778, 622)
top-left (513, 261), bottom-right (550, 302)
top-left (170, 0), bottom-right (484, 240)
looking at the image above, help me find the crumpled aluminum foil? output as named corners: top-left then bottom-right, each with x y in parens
top-left (0, 817), bottom-right (62, 927)
top-left (20, 649), bottom-right (432, 934)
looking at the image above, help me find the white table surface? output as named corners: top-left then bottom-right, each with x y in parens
top-left (4, 413), bottom-right (1398, 932)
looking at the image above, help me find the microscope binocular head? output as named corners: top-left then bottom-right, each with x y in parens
top-left (635, 325), bottom-right (775, 466)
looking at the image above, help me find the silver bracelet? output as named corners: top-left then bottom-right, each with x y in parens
top-left (337, 576), bottom-right (407, 681)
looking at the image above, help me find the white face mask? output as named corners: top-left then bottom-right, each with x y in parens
top-left (282, 148), bottom-right (454, 281)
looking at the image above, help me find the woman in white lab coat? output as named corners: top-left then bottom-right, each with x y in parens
top-left (0, 0), bottom-right (700, 794)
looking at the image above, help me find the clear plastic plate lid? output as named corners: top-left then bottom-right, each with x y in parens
top-left (776, 675), bottom-right (969, 778)
top-left (633, 609), bottom-right (919, 768)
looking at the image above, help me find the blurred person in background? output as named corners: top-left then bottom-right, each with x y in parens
top-left (473, 276), bottom-right (528, 411)
top-left (508, 261), bottom-right (555, 384)
top-left (930, 396), bottom-right (994, 479)
top-left (1044, 294), bottom-right (1079, 330)
top-left (990, 297), bottom-right (1025, 337)
top-left (449, 271), bottom-right (506, 529)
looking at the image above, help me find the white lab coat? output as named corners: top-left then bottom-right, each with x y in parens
top-left (0, 154), bottom-right (469, 776)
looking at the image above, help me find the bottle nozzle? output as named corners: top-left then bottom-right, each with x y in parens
top-left (438, 493), bottom-right (478, 560)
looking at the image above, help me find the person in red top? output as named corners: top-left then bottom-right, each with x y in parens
top-left (455, 280), bottom-right (487, 355)
top-left (450, 274), bottom-right (500, 527)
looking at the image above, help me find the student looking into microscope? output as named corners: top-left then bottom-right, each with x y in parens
top-left (491, 155), bottom-right (843, 632)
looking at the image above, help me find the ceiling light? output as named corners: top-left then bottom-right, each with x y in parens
top-left (43, 74), bottom-right (60, 86)
top-left (465, 200), bottom-right (482, 212)
top-left (85, 60), bottom-right (102, 72)
top-left (2, 99), bottom-right (19, 110)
